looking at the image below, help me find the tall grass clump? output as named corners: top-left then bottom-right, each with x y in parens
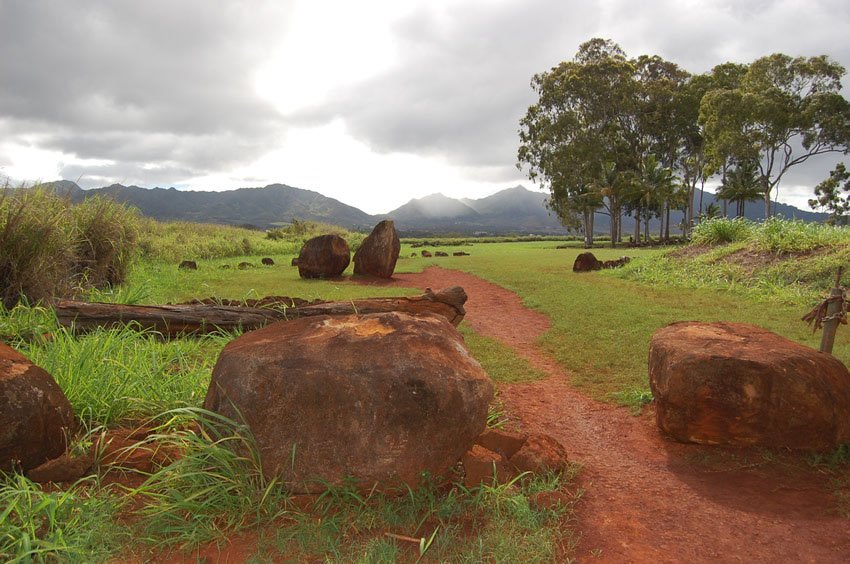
top-left (0, 474), bottom-right (125, 562)
top-left (750, 217), bottom-right (848, 254)
top-left (0, 184), bottom-right (140, 307)
top-left (690, 217), bottom-right (753, 246)
top-left (132, 409), bottom-right (288, 549)
top-left (71, 195), bottom-right (140, 287)
top-left (0, 186), bottom-right (75, 308)
top-left (17, 325), bottom-right (229, 426)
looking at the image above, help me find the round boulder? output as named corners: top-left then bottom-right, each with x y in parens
top-left (298, 234), bottom-right (350, 279)
top-left (649, 322), bottom-right (850, 450)
top-left (204, 312), bottom-right (494, 493)
top-left (572, 252), bottom-right (601, 272)
top-left (1, 343), bottom-right (75, 471)
top-left (353, 220), bottom-right (401, 278)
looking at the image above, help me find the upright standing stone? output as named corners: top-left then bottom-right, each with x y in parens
top-left (353, 220), bottom-right (401, 278)
top-left (298, 234), bottom-right (351, 279)
top-left (1, 343), bottom-right (75, 471)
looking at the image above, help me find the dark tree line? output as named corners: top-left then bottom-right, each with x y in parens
top-left (518, 39), bottom-right (850, 247)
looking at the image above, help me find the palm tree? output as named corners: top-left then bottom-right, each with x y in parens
top-left (627, 155), bottom-right (674, 244)
top-left (716, 160), bottom-right (763, 218)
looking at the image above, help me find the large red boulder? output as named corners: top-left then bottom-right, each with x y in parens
top-left (353, 220), bottom-right (401, 278)
top-left (297, 234), bottom-right (350, 279)
top-left (204, 312), bottom-right (494, 493)
top-left (0, 343), bottom-right (75, 471)
top-left (649, 322), bottom-right (850, 450)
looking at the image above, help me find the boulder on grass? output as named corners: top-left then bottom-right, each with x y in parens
top-left (204, 312), bottom-right (494, 493)
top-left (298, 234), bottom-right (350, 279)
top-left (1, 343), bottom-right (75, 472)
top-left (261, 257), bottom-right (275, 266)
top-left (572, 252), bottom-right (601, 272)
top-left (649, 321), bottom-right (850, 450)
top-left (178, 260), bottom-right (197, 270)
top-left (353, 220), bottom-right (400, 278)
top-left (421, 250), bottom-right (432, 258)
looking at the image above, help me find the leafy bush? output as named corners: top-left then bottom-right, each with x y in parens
top-left (690, 217), bottom-right (753, 245)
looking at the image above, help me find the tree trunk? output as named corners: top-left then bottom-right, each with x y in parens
top-left (634, 211), bottom-right (641, 244)
top-left (583, 209), bottom-right (594, 248)
top-left (764, 190), bottom-right (772, 218)
top-left (54, 287), bottom-right (468, 337)
top-left (664, 202), bottom-right (671, 241)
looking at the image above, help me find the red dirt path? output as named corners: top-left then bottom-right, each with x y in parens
top-left (359, 266), bottom-right (850, 562)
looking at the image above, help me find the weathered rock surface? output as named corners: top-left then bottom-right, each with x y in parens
top-left (261, 257), bottom-right (275, 266)
top-left (509, 433), bottom-right (570, 473)
top-left (298, 234), bottom-right (351, 279)
top-left (421, 250), bottom-right (432, 257)
top-left (475, 428), bottom-right (527, 459)
top-left (461, 444), bottom-right (513, 487)
top-left (353, 220), bottom-right (400, 278)
top-left (27, 451), bottom-right (93, 483)
top-left (204, 311), bottom-right (494, 492)
top-left (0, 343), bottom-right (75, 471)
top-left (649, 321), bottom-right (850, 449)
top-left (573, 252), bottom-right (602, 272)
top-left (178, 260), bottom-right (197, 270)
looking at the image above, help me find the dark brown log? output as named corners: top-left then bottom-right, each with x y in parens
top-left (54, 287), bottom-right (466, 337)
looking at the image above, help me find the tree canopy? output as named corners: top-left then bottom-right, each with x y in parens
top-left (518, 39), bottom-right (850, 245)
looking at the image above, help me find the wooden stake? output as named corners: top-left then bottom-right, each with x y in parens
top-left (820, 267), bottom-right (844, 354)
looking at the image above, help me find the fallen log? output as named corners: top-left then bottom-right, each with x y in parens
top-left (54, 287), bottom-right (466, 337)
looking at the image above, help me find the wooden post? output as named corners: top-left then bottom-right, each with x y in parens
top-left (820, 267), bottom-right (844, 354)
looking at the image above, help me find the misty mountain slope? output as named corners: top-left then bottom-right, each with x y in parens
top-left (35, 180), bottom-right (826, 235)
top-left (41, 181), bottom-right (375, 229)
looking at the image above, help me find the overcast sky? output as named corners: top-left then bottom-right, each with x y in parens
top-left (2, 0), bottom-right (849, 214)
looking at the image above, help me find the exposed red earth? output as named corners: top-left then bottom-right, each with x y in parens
top-left (357, 266), bottom-right (850, 562)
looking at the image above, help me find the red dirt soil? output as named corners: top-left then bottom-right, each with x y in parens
top-left (358, 266), bottom-right (850, 562)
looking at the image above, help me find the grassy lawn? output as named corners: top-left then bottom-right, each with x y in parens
top-left (3, 232), bottom-right (849, 560)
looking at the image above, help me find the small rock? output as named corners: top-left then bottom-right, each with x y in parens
top-left (461, 444), bottom-right (515, 488)
top-left (421, 250), bottom-right (433, 258)
top-left (410, 252), bottom-right (418, 257)
top-left (27, 451), bottom-right (93, 483)
top-left (178, 260), bottom-right (198, 270)
top-left (475, 428), bottom-right (528, 459)
top-left (453, 251), bottom-right (470, 257)
top-left (219, 264), bottom-right (231, 269)
top-left (509, 433), bottom-right (570, 474)
top-left (602, 256), bottom-right (631, 269)
top-left (237, 262), bottom-right (254, 269)
top-left (261, 257), bottom-right (275, 266)
top-left (435, 251), bottom-right (449, 257)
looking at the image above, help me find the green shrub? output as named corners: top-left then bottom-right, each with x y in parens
top-left (690, 217), bottom-right (753, 245)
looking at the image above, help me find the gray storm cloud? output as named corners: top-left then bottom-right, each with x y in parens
top-left (0, 0), bottom-right (293, 185)
top-left (1, 0), bottom-right (849, 194)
